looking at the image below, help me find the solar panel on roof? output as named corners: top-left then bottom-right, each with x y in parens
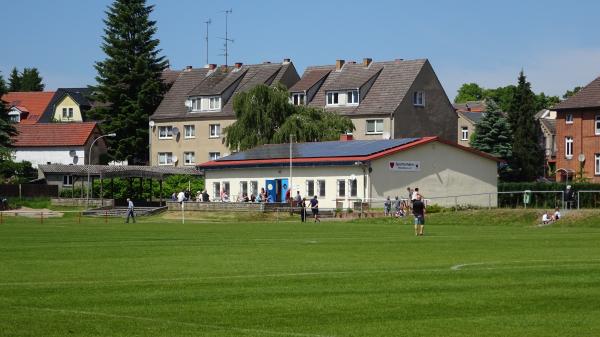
top-left (217, 138), bottom-right (420, 161)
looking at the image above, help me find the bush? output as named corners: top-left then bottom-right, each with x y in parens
top-left (498, 182), bottom-right (600, 208)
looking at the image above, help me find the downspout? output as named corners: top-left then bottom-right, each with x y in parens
top-left (390, 112), bottom-right (394, 139)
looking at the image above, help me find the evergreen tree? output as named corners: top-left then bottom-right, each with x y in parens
top-left (0, 73), bottom-right (6, 94)
top-left (470, 100), bottom-right (512, 159)
top-left (507, 71), bottom-right (544, 181)
top-left (19, 68), bottom-right (45, 91)
top-left (0, 72), bottom-right (18, 150)
top-left (8, 67), bottom-right (21, 92)
top-left (90, 0), bottom-right (168, 164)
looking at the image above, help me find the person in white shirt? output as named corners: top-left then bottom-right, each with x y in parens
top-left (542, 212), bottom-right (551, 225)
top-left (552, 207), bottom-right (561, 221)
top-left (411, 188), bottom-right (419, 202)
top-left (125, 198), bottom-right (135, 223)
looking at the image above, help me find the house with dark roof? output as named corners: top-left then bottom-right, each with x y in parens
top-left (1, 91), bottom-right (56, 124)
top-left (197, 135), bottom-right (498, 209)
top-left (554, 75), bottom-right (600, 182)
top-left (289, 58), bottom-right (456, 142)
top-left (37, 88), bottom-right (95, 122)
top-left (457, 111), bottom-right (485, 147)
top-left (149, 59), bottom-right (300, 167)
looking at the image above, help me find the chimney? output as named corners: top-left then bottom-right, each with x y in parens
top-left (184, 65), bottom-right (193, 71)
top-left (207, 64), bottom-right (217, 70)
top-left (336, 59), bottom-right (345, 71)
top-left (283, 58), bottom-right (291, 64)
top-left (220, 64), bottom-right (228, 70)
top-left (348, 61), bottom-right (356, 64)
top-left (263, 61), bottom-right (272, 64)
top-left (363, 58), bottom-right (372, 67)
top-left (395, 58), bottom-right (404, 63)
top-left (234, 62), bottom-right (243, 69)
top-left (340, 134), bottom-right (354, 141)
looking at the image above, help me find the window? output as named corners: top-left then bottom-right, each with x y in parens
top-left (595, 116), bottom-right (600, 135)
top-left (565, 137), bottom-right (573, 158)
top-left (461, 127), bottom-right (469, 141)
top-left (208, 97), bottom-right (221, 110)
top-left (209, 152), bottom-right (220, 161)
top-left (347, 90), bottom-right (359, 104)
top-left (317, 180), bottom-right (326, 197)
top-left (337, 179), bottom-right (346, 197)
top-left (191, 97), bottom-right (221, 112)
top-left (158, 152), bottom-right (173, 165)
top-left (62, 108), bottom-right (74, 118)
top-left (566, 113), bottom-right (573, 124)
top-left (8, 111), bottom-right (20, 123)
top-left (184, 125), bottom-right (195, 138)
top-left (183, 152), bottom-right (195, 165)
top-left (292, 93), bottom-right (305, 106)
top-left (63, 175), bottom-right (73, 186)
top-left (222, 181), bottom-right (230, 196)
top-left (596, 154), bottom-right (600, 175)
top-left (212, 182), bottom-right (221, 200)
top-left (413, 91), bottom-right (425, 106)
top-left (348, 179), bottom-right (358, 197)
top-left (209, 124), bottom-right (221, 138)
top-left (249, 181), bottom-right (258, 196)
top-left (326, 92), bottom-right (339, 105)
top-left (240, 181), bottom-right (248, 196)
top-left (158, 126), bottom-right (173, 139)
top-left (306, 180), bottom-right (315, 197)
top-left (366, 119), bottom-right (384, 134)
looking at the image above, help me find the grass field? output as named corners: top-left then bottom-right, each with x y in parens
top-left (1, 209), bottom-right (600, 337)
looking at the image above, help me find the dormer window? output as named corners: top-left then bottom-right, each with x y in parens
top-left (190, 96), bottom-right (222, 112)
top-left (8, 111), bottom-right (20, 123)
top-left (326, 92), bottom-right (339, 106)
top-left (207, 97), bottom-right (221, 110)
top-left (292, 93), bottom-right (305, 106)
top-left (413, 91), bottom-right (425, 106)
top-left (347, 90), bottom-right (359, 105)
top-left (327, 91), bottom-right (359, 106)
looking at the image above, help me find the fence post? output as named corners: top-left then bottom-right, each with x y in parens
top-left (104, 210), bottom-right (108, 224)
top-left (19, 184), bottom-right (22, 200)
top-left (0, 212), bottom-right (3, 224)
top-left (577, 191), bottom-right (580, 210)
top-left (40, 212), bottom-right (43, 224)
top-left (78, 212), bottom-right (81, 224)
top-left (454, 196), bottom-right (458, 211)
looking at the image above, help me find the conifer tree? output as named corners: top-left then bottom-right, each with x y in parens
top-left (19, 68), bottom-right (45, 91)
top-left (8, 68), bottom-right (21, 92)
top-left (470, 100), bottom-right (512, 159)
top-left (507, 71), bottom-right (544, 181)
top-left (90, 0), bottom-right (168, 164)
top-left (0, 72), bottom-right (17, 150)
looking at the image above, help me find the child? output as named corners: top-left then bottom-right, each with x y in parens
top-left (542, 211), bottom-right (551, 225)
top-left (552, 207), bottom-right (561, 221)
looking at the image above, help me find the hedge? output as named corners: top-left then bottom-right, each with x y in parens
top-left (498, 182), bottom-right (600, 208)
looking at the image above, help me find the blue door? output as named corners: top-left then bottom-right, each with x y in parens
top-left (279, 178), bottom-right (289, 202)
top-left (266, 179), bottom-right (276, 203)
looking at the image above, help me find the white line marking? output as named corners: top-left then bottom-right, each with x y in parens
top-left (13, 306), bottom-right (335, 337)
top-left (450, 258), bottom-right (600, 271)
top-left (450, 262), bottom-right (486, 270)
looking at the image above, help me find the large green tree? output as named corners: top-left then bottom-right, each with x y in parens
top-left (470, 100), bottom-right (512, 159)
top-left (563, 86), bottom-right (582, 99)
top-left (8, 68), bottom-right (21, 92)
top-left (455, 83), bottom-right (560, 112)
top-left (0, 72), bottom-right (17, 151)
top-left (507, 71), bottom-right (544, 181)
top-left (454, 83), bottom-right (485, 103)
top-left (19, 68), bottom-right (45, 91)
top-left (225, 84), bottom-right (355, 151)
top-left (89, 0), bottom-right (168, 164)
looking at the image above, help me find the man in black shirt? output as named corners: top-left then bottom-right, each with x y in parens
top-left (412, 194), bottom-right (426, 236)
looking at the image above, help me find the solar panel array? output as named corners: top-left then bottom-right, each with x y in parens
top-left (218, 138), bottom-right (420, 161)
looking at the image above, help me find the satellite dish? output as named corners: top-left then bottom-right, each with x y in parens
top-left (172, 155), bottom-right (178, 163)
top-left (172, 127), bottom-right (180, 136)
top-left (382, 131), bottom-right (391, 140)
top-left (149, 120), bottom-right (155, 127)
top-left (69, 150), bottom-right (77, 157)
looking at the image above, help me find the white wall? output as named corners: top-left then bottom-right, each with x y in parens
top-left (15, 147), bottom-right (85, 168)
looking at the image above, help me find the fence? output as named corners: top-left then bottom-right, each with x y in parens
top-left (0, 184), bottom-right (58, 198)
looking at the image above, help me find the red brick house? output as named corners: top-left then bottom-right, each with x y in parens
top-left (554, 75), bottom-right (600, 182)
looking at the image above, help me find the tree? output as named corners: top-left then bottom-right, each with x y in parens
top-left (0, 73), bottom-right (6, 94)
top-left (19, 68), bottom-right (45, 91)
top-left (225, 84), bottom-right (355, 151)
top-left (454, 83), bottom-right (485, 103)
top-left (535, 92), bottom-right (560, 111)
top-left (483, 85), bottom-right (516, 113)
top-left (89, 0), bottom-right (168, 164)
top-left (507, 71), bottom-right (544, 181)
top-left (563, 86), bottom-right (582, 99)
top-left (8, 67), bottom-right (21, 92)
top-left (0, 72), bottom-right (17, 150)
top-left (470, 100), bottom-right (512, 159)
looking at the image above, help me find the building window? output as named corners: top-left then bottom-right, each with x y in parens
top-left (292, 93), bottom-right (305, 106)
top-left (337, 179), bottom-right (346, 197)
top-left (461, 127), bottom-right (469, 141)
top-left (413, 91), bottom-right (425, 106)
top-left (209, 124), bottom-right (221, 138)
top-left (566, 113), bottom-right (573, 124)
top-left (347, 90), bottom-right (359, 104)
top-left (317, 180), bottom-right (326, 197)
top-left (183, 152), bottom-right (195, 165)
top-left (62, 108), bottom-right (74, 119)
top-left (596, 154), bottom-right (600, 175)
top-left (249, 181), bottom-right (258, 197)
top-left (63, 175), bottom-right (73, 186)
top-left (158, 152), bottom-right (173, 165)
top-left (208, 97), bottom-right (221, 111)
top-left (565, 137), bottom-right (573, 159)
top-left (348, 179), bottom-right (358, 197)
top-left (158, 126), bottom-right (173, 139)
top-left (8, 111), bottom-right (20, 123)
top-left (306, 180), bottom-right (315, 197)
top-left (209, 152), bottom-right (220, 161)
top-left (240, 181), bottom-right (248, 197)
top-left (222, 181), bottom-right (230, 196)
top-left (212, 182), bottom-right (221, 200)
top-left (366, 119), bottom-right (384, 134)
top-left (184, 125), bottom-right (195, 138)
top-left (595, 115), bottom-right (600, 135)
top-left (326, 92), bottom-right (339, 105)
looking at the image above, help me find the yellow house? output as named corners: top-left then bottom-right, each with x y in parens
top-left (40, 88), bottom-right (94, 123)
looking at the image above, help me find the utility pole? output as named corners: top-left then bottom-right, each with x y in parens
top-left (219, 9), bottom-right (234, 68)
top-left (204, 18), bottom-right (211, 65)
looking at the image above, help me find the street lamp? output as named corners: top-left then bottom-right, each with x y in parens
top-left (87, 133), bottom-right (116, 206)
top-left (556, 168), bottom-right (574, 209)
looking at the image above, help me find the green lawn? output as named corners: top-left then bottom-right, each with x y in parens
top-left (1, 210), bottom-right (599, 337)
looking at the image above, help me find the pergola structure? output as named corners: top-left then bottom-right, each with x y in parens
top-left (38, 164), bottom-right (202, 206)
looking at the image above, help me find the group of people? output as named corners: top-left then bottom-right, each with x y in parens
top-left (292, 191), bottom-right (320, 223)
top-left (171, 190), bottom-right (210, 203)
top-left (541, 207), bottom-right (561, 225)
top-left (384, 187), bottom-right (426, 236)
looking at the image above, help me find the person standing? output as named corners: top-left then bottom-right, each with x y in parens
top-left (125, 198), bottom-right (135, 223)
top-left (310, 195), bottom-right (320, 222)
top-left (294, 191), bottom-right (302, 206)
top-left (300, 197), bottom-right (307, 222)
top-left (384, 196), bottom-right (391, 216)
top-left (412, 195), bottom-right (425, 236)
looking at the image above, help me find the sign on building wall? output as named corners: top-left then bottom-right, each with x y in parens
top-left (389, 161), bottom-right (421, 172)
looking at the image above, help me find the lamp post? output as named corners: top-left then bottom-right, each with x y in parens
top-left (87, 133), bottom-right (116, 206)
top-left (556, 168), bottom-right (574, 209)
top-left (289, 134), bottom-right (294, 207)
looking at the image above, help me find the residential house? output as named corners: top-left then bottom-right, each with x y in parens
top-left (536, 109), bottom-right (557, 176)
top-left (38, 88), bottom-right (95, 122)
top-left (289, 58), bottom-right (456, 142)
top-left (149, 60), bottom-right (300, 166)
top-left (456, 111), bottom-right (484, 147)
top-left (554, 75), bottom-right (600, 182)
top-left (1, 91), bottom-right (55, 124)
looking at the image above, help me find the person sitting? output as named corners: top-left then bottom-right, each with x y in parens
top-left (250, 194), bottom-right (256, 202)
top-left (552, 207), bottom-right (561, 221)
top-left (542, 211), bottom-right (551, 225)
top-left (243, 193), bottom-right (250, 202)
top-left (201, 190), bottom-right (209, 202)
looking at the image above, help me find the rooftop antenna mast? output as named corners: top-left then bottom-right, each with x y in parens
top-left (219, 9), bottom-right (234, 68)
top-left (204, 18), bottom-right (211, 65)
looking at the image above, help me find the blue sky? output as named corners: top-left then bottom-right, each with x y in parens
top-left (2, 0), bottom-right (599, 99)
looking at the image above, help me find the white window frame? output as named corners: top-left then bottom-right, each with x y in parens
top-left (566, 113), bottom-right (573, 124)
top-left (8, 111), bottom-right (20, 123)
top-left (209, 124), bottom-right (221, 138)
top-left (158, 152), bottom-right (173, 165)
top-left (461, 126), bottom-right (469, 141)
top-left (366, 119), bottom-right (384, 135)
top-left (595, 115), bottom-right (600, 135)
top-left (158, 126), bottom-right (173, 139)
top-left (63, 175), bottom-right (73, 186)
top-left (565, 136), bottom-right (573, 159)
top-left (183, 151), bottom-right (195, 166)
top-left (348, 178), bottom-right (358, 197)
top-left (347, 90), bottom-right (359, 105)
top-left (326, 92), bottom-right (339, 106)
top-left (306, 180), bottom-right (315, 197)
top-left (317, 180), bottom-right (326, 197)
top-left (292, 93), bottom-right (305, 106)
top-left (212, 182), bottom-right (221, 200)
top-left (184, 125), bottom-right (195, 139)
top-left (596, 154), bottom-right (600, 176)
top-left (249, 181), bottom-right (258, 197)
top-left (209, 152), bottom-right (221, 161)
top-left (413, 91), bottom-right (425, 106)
top-left (240, 181), bottom-right (248, 196)
top-left (337, 179), bottom-right (346, 197)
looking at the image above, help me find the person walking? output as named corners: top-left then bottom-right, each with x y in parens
top-left (125, 198), bottom-right (135, 223)
top-left (310, 195), bottom-right (320, 222)
top-left (412, 194), bottom-right (426, 236)
top-left (384, 196), bottom-right (391, 216)
top-left (300, 197), bottom-right (307, 222)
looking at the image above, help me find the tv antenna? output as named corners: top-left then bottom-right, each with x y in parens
top-left (204, 18), bottom-right (211, 65)
top-left (219, 9), bottom-right (234, 69)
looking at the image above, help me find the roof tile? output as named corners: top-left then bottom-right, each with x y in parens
top-left (13, 122), bottom-right (98, 147)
